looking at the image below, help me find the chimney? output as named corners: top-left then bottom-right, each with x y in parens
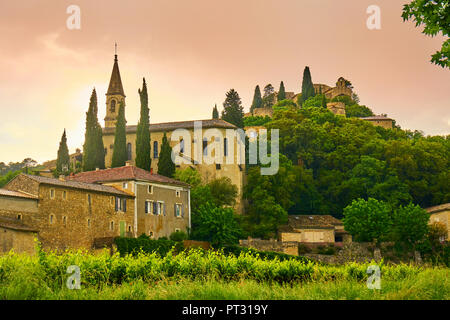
top-left (58, 175), bottom-right (66, 182)
top-left (125, 161), bottom-right (132, 167)
top-left (150, 168), bottom-right (153, 174)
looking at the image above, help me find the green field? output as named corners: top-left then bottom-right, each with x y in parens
top-left (0, 249), bottom-right (448, 300)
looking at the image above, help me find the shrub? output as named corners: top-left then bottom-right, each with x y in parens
top-left (114, 235), bottom-right (183, 256)
top-left (169, 231), bottom-right (188, 242)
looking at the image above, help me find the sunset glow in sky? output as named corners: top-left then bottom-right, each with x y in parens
top-left (0, 0), bottom-right (449, 164)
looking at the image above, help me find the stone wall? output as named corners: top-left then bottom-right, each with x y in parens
top-left (239, 238), bottom-right (299, 256)
top-left (0, 226), bottom-right (37, 255)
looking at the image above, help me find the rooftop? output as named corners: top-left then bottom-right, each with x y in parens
top-left (103, 119), bottom-right (237, 135)
top-left (0, 189), bottom-right (38, 200)
top-left (279, 215), bottom-right (343, 232)
top-left (360, 115), bottom-right (393, 121)
top-left (70, 165), bottom-right (190, 188)
top-left (19, 174), bottom-right (133, 197)
top-left (0, 216), bottom-right (39, 232)
top-left (425, 203), bottom-right (450, 214)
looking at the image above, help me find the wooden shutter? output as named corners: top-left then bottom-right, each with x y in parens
top-left (163, 203), bottom-right (166, 216)
top-left (181, 205), bottom-right (184, 218)
top-left (123, 199), bottom-right (127, 212)
top-left (174, 204), bottom-right (177, 217)
top-left (115, 197), bottom-right (118, 211)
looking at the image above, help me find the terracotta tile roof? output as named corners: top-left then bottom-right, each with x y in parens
top-left (0, 189), bottom-right (38, 200)
top-left (0, 216), bottom-right (39, 232)
top-left (21, 174), bottom-right (133, 197)
top-left (279, 215), bottom-right (343, 232)
top-left (425, 203), bottom-right (450, 214)
top-left (102, 119), bottom-right (236, 135)
top-left (70, 165), bottom-right (189, 187)
top-left (360, 115), bottom-right (393, 121)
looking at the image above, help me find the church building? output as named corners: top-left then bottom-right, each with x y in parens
top-left (101, 54), bottom-right (245, 213)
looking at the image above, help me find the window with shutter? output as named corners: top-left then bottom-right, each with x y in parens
top-left (153, 202), bottom-right (157, 215)
top-left (123, 199), bottom-right (127, 212)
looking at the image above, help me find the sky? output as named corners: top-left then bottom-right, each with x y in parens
top-left (0, 0), bottom-right (449, 164)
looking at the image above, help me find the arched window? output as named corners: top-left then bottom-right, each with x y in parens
top-left (180, 139), bottom-right (185, 154)
top-left (153, 141), bottom-right (158, 159)
top-left (127, 143), bottom-right (132, 160)
top-left (110, 99), bottom-right (116, 112)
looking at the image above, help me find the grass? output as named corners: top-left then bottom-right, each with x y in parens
top-left (0, 249), bottom-right (448, 300)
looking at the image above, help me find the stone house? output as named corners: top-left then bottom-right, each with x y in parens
top-left (1, 174), bottom-right (134, 251)
top-left (425, 203), bottom-right (450, 240)
top-left (70, 165), bottom-right (191, 239)
top-left (0, 216), bottom-right (38, 254)
top-left (278, 215), bottom-right (351, 244)
top-left (359, 115), bottom-right (394, 129)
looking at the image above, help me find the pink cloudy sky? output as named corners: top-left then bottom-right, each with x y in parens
top-left (0, 0), bottom-right (449, 164)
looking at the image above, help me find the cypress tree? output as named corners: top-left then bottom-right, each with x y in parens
top-left (82, 89), bottom-right (104, 171)
top-left (157, 132), bottom-right (175, 178)
top-left (277, 81), bottom-right (286, 101)
top-left (212, 104), bottom-right (219, 119)
top-left (111, 102), bottom-right (127, 168)
top-left (321, 94), bottom-right (327, 109)
top-left (300, 66), bottom-right (315, 105)
top-left (250, 85), bottom-right (263, 113)
top-left (221, 89), bottom-right (244, 128)
top-left (55, 129), bottom-right (70, 176)
top-left (135, 78), bottom-right (151, 171)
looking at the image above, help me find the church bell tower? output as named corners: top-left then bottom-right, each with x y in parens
top-left (105, 45), bottom-right (126, 128)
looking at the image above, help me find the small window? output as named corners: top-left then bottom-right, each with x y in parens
top-left (87, 194), bottom-right (91, 205)
top-left (203, 138), bottom-right (208, 156)
top-left (110, 221), bottom-right (114, 231)
top-left (145, 200), bottom-right (153, 214)
top-left (224, 137), bottom-right (228, 156)
top-left (153, 141), bottom-right (159, 159)
top-left (216, 164), bottom-right (221, 170)
top-left (180, 139), bottom-right (185, 154)
top-left (87, 219), bottom-right (91, 227)
top-left (104, 148), bottom-right (107, 156)
top-left (175, 204), bottom-right (182, 218)
top-left (157, 202), bottom-right (164, 215)
top-left (127, 143), bottom-right (132, 161)
top-left (176, 190), bottom-right (181, 197)
top-left (110, 99), bottom-right (116, 112)
top-left (148, 231), bottom-right (153, 237)
top-left (63, 216), bottom-right (67, 226)
top-left (17, 214), bottom-right (22, 221)
top-left (123, 182), bottom-right (128, 189)
top-left (50, 189), bottom-right (55, 199)
top-left (128, 226), bottom-right (132, 233)
top-left (49, 214), bottom-right (55, 224)
top-left (63, 191), bottom-right (67, 200)
top-left (175, 228), bottom-right (181, 233)
top-left (148, 185), bottom-right (153, 194)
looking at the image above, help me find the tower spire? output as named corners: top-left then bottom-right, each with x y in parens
top-left (107, 45), bottom-right (125, 97)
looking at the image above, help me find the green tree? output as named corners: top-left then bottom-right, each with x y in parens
top-left (277, 81), bottom-right (286, 101)
top-left (157, 132), bottom-right (175, 178)
top-left (55, 129), bottom-right (70, 176)
top-left (300, 66), bottom-right (315, 105)
top-left (345, 104), bottom-right (374, 118)
top-left (82, 89), bottom-right (105, 171)
top-left (111, 102), bottom-right (127, 168)
top-left (206, 177), bottom-right (238, 207)
top-left (343, 198), bottom-right (393, 245)
top-left (212, 104), bottom-right (219, 119)
top-left (402, 0), bottom-right (450, 68)
top-left (392, 203), bottom-right (430, 248)
top-left (190, 202), bottom-right (241, 247)
top-left (135, 78), bottom-right (151, 171)
top-left (262, 84), bottom-right (275, 109)
top-left (250, 85), bottom-right (263, 113)
top-left (221, 89), bottom-right (244, 128)
top-left (174, 167), bottom-right (202, 188)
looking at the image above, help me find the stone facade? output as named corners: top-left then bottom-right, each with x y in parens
top-left (2, 174), bottom-right (134, 251)
top-left (326, 102), bottom-right (346, 116)
top-left (360, 115), bottom-right (394, 129)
